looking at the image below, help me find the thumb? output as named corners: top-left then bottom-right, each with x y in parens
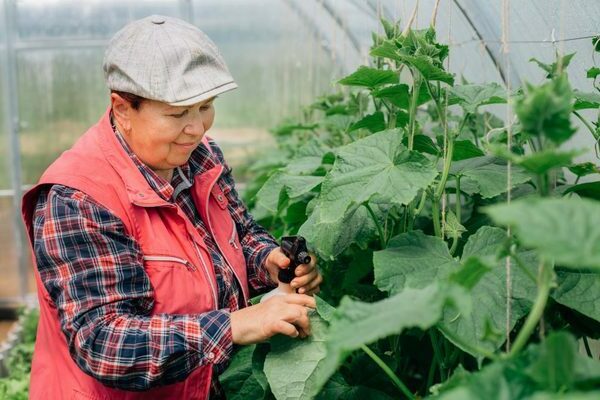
top-left (271, 249), bottom-right (291, 269)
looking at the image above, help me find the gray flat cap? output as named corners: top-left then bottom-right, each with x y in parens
top-left (103, 15), bottom-right (237, 106)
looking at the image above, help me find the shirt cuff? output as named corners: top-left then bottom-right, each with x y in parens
top-left (199, 310), bottom-right (233, 366)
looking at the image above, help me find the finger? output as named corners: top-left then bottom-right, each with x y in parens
top-left (291, 269), bottom-right (319, 289)
top-left (304, 286), bottom-right (321, 296)
top-left (294, 263), bottom-right (316, 276)
top-left (298, 274), bottom-right (323, 294)
top-left (286, 305), bottom-right (311, 337)
top-left (272, 249), bottom-right (291, 269)
top-left (272, 320), bottom-right (299, 338)
top-left (282, 293), bottom-right (317, 309)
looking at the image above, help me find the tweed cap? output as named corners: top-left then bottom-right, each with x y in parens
top-left (103, 15), bottom-right (237, 106)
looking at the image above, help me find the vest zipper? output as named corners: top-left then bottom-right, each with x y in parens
top-left (190, 236), bottom-right (219, 307)
top-left (206, 172), bottom-right (248, 304)
top-left (143, 255), bottom-right (196, 271)
top-left (229, 225), bottom-right (239, 249)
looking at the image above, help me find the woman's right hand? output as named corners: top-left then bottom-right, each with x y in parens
top-left (230, 294), bottom-right (316, 345)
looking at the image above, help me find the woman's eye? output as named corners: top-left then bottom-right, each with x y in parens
top-left (171, 110), bottom-right (188, 118)
top-left (199, 104), bottom-right (212, 111)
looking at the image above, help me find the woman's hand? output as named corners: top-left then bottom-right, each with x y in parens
top-left (230, 294), bottom-right (316, 345)
top-left (264, 247), bottom-right (323, 295)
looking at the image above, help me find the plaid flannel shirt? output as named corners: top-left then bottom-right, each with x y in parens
top-left (32, 119), bottom-right (278, 396)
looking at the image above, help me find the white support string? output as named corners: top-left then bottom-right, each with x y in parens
top-left (501, 0), bottom-right (513, 353)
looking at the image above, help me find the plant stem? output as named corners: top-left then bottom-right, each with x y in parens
top-left (431, 195), bottom-right (442, 238)
top-left (509, 260), bottom-right (553, 356)
top-left (449, 235), bottom-right (459, 256)
top-left (455, 176), bottom-right (462, 224)
top-left (573, 111), bottom-right (600, 140)
top-left (407, 72), bottom-right (421, 150)
top-left (365, 203), bottom-right (387, 249)
top-left (361, 345), bottom-right (415, 400)
top-left (435, 138), bottom-right (455, 200)
top-left (429, 330), bottom-right (445, 380)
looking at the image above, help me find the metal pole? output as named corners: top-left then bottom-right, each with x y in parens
top-left (179, 0), bottom-right (194, 25)
top-left (1, 0), bottom-right (28, 301)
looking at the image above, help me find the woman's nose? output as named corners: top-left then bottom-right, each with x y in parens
top-left (183, 116), bottom-right (206, 137)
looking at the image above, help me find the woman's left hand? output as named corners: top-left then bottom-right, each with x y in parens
top-left (264, 247), bottom-right (322, 295)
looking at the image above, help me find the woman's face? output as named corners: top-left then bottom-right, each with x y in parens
top-left (111, 93), bottom-right (216, 178)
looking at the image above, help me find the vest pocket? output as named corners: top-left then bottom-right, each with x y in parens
top-left (142, 255), bottom-right (196, 271)
top-left (70, 389), bottom-right (107, 400)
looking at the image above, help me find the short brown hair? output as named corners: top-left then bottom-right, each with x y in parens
top-left (111, 90), bottom-right (146, 110)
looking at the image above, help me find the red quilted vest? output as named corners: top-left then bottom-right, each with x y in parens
top-left (21, 106), bottom-right (249, 399)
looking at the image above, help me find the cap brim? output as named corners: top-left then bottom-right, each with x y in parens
top-left (166, 81), bottom-right (238, 106)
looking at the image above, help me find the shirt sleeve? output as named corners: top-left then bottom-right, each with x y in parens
top-left (209, 140), bottom-right (279, 293)
top-left (32, 185), bottom-right (233, 391)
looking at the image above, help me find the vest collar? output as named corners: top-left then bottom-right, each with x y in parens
top-left (95, 106), bottom-right (175, 207)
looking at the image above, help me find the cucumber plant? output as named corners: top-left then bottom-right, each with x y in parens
top-left (222, 21), bottom-right (600, 400)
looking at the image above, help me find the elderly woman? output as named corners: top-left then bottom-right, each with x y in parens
top-left (21, 15), bottom-right (321, 400)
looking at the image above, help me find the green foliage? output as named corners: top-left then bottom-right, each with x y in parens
top-left (230, 21), bottom-right (600, 400)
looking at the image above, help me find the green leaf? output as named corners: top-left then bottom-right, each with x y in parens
top-left (525, 331), bottom-right (600, 391)
top-left (568, 162), bottom-right (599, 178)
top-left (374, 231), bottom-right (461, 294)
top-left (444, 210), bottom-right (467, 239)
top-left (485, 197), bottom-right (600, 270)
top-left (398, 54), bottom-right (455, 85)
top-left (441, 227), bottom-right (537, 354)
top-left (452, 140), bottom-right (485, 161)
top-left (489, 144), bottom-right (584, 175)
top-left (220, 345), bottom-right (270, 400)
top-left (587, 67), bottom-right (600, 80)
top-left (594, 36), bottom-right (600, 52)
top-left (263, 311), bottom-right (329, 400)
top-left (530, 53), bottom-right (575, 79)
top-left (451, 156), bottom-right (531, 198)
top-left (370, 40), bottom-right (402, 62)
top-left (349, 112), bottom-right (386, 133)
top-left (338, 66), bottom-right (398, 88)
top-left (564, 181), bottom-right (600, 200)
top-left (450, 83), bottom-right (507, 113)
top-left (316, 129), bottom-right (437, 224)
top-left (449, 257), bottom-right (492, 290)
top-left (255, 171), bottom-right (323, 215)
top-left (316, 283), bottom-right (463, 393)
top-left (515, 74), bottom-right (575, 144)
top-left (316, 373), bottom-right (394, 400)
top-left (404, 134), bottom-right (440, 155)
top-left (298, 201), bottom-right (378, 259)
top-left (553, 269), bottom-right (600, 322)
top-left (372, 84), bottom-right (410, 109)
top-left (574, 90), bottom-right (600, 110)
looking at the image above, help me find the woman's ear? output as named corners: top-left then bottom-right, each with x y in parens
top-left (110, 93), bottom-right (133, 134)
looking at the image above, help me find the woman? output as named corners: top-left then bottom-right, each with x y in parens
top-left (21, 15), bottom-right (321, 399)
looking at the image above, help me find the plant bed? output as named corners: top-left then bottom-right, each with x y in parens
top-left (0, 304), bottom-right (38, 399)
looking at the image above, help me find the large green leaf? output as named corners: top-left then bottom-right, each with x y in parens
top-left (574, 90), bottom-right (600, 110)
top-left (298, 201), bottom-right (378, 260)
top-left (220, 345), bottom-right (271, 400)
top-left (485, 197), bottom-right (600, 271)
top-left (450, 156), bottom-right (531, 199)
top-left (564, 181), bottom-right (600, 201)
top-left (315, 283), bottom-right (464, 393)
top-left (316, 373), bottom-right (394, 400)
top-left (317, 129), bottom-right (437, 224)
top-left (490, 145), bottom-right (584, 175)
top-left (441, 227), bottom-right (537, 354)
top-left (432, 332), bottom-right (600, 400)
top-left (263, 312), bottom-right (329, 400)
top-left (374, 231), bottom-right (460, 294)
top-left (338, 66), bottom-right (398, 88)
top-left (450, 83), bottom-right (507, 113)
top-left (553, 269), bottom-right (600, 322)
top-left (398, 54), bottom-right (455, 85)
top-left (515, 74), bottom-right (575, 145)
top-left (349, 111), bottom-right (386, 133)
top-left (255, 172), bottom-right (323, 215)
top-left (372, 84), bottom-right (410, 109)
top-left (452, 140), bottom-right (485, 161)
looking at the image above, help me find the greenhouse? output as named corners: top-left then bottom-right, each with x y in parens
top-left (1, 0), bottom-right (600, 398)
